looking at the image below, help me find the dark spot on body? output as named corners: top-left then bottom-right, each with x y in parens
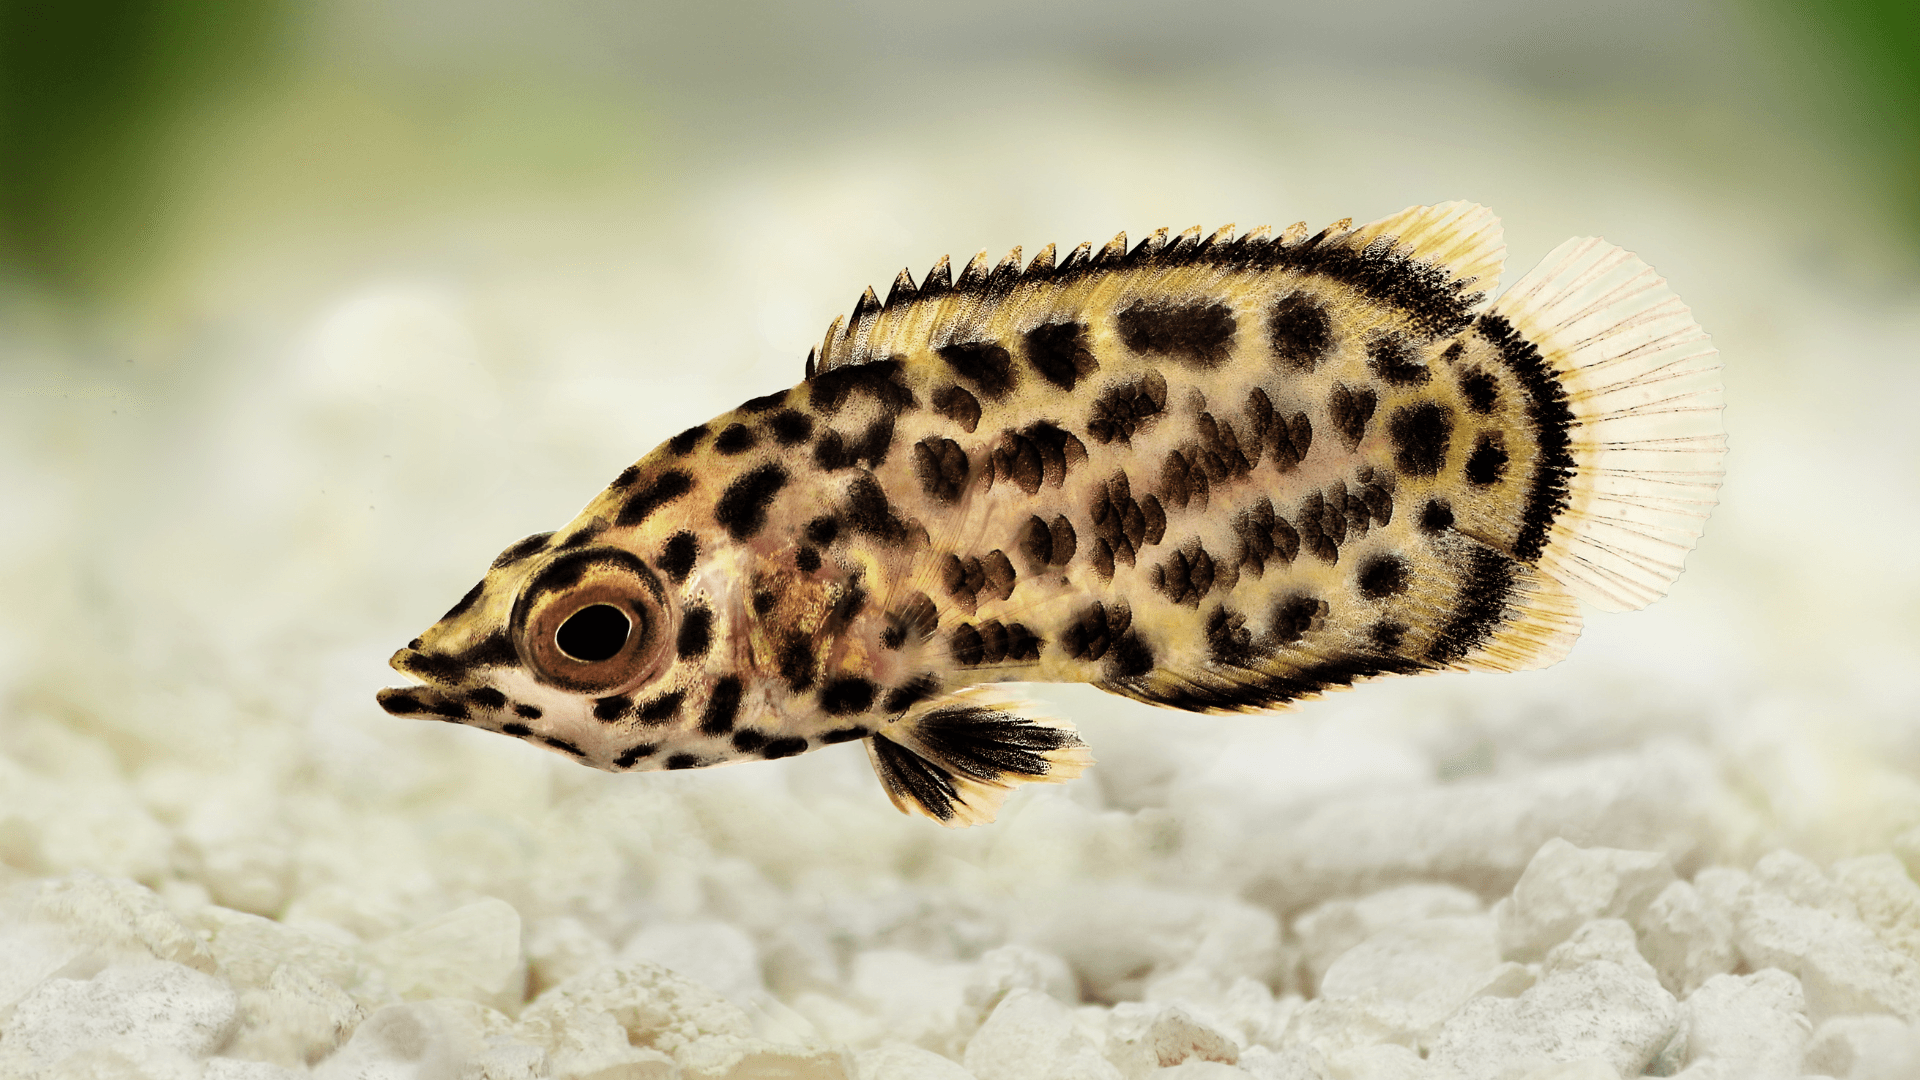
top-left (752, 589), bottom-right (777, 615)
top-left (513, 703), bottom-right (542, 720)
top-left (713, 463), bottom-right (789, 540)
top-left (502, 722), bottom-right (533, 737)
top-left (843, 475), bottom-right (909, 544)
top-left (666, 753), bottom-right (701, 770)
top-left (617, 470), bottom-right (694, 527)
top-left (593, 695), bottom-right (632, 722)
top-left (822, 727), bottom-right (868, 744)
top-left (1357, 554), bottom-right (1410, 599)
top-left (1329, 385), bottom-right (1377, 450)
top-left (541, 736), bottom-right (585, 756)
top-left (676, 606), bottom-right (713, 659)
top-left (740, 391), bottom-right (787, 413)
top-left (884, 674), bottom-right (940, 714)
top-left (805, 516), bottom-right (840, 545)
top-left (637, 690), bottom-right (684, 724)
top-left (1369, 621), bottom-right (1408, 652)
top-left (1206, 606), bottom-right (1261, 666)
top-left (468, 687), bottom-right (507, 709)
top-left (931, 384), bottom-right (981, 433)
top-left (821, 677), bottom-right (877, 715)
top-left (1024, 320), bottom-right (1099, 390)
top-left (615, 744), bottom-right (657, 768)
top-left (713, 423), bottom-right (758, 455)
top-left (1367, 333), bottom-right (1429, 385)
top-left (1387, 402), bottom-right (1453, 477)
top-left (731, 729), bottom-right (767, 754)
top-left (938, 341), bottom-right (1017, 399)
top-left (913, 437), bottom-right (970, 504)
top-left (658, 532), bottom-right (698, 583)
top-left (1465, 432), bottom-right (1508, 485)
top-left (1420, 499), bottom-right (1454, 533)
top-left (377, 690), bottom-right (423, 716)
top-left (1086, 372), bottom-right (1168, 444)
top-left (1267, 293), bottom-right (1332, 370)
top-left (491, 532), bottom-right (553, 570)
top-left (808, 359), bottom-right (915, 417)
top-left (768, 410), bottom-right (814, 446)
top-left (611, 466), bottom-right (641, 490)
top-left (1460, 369), bottom-right (1498, 413)
top-left (668, 426), bottom-right (708, 455)
top-left (796, 546), bottom-right (821, 572)
top-left (1117, 300), bottom-right (1236, 367)
top-left (778, 633), bottom-right (815, 692)
top-left (1271, 595), bottom-right (1327, 644)
top-left (950, 624), bottom-right (986, 666)
top-left (700, 677), bottom-right (743, 735)
top-left (762, 737), bottom-right (808, 759)
top-left (1107, 632), bottom-right (1156, 680)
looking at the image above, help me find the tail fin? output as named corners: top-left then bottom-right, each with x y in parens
top-left (1489, 238), bottom-right (1725, 611)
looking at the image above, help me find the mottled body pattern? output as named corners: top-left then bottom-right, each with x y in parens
top-left (381, 203), bottom-right (1725, 825)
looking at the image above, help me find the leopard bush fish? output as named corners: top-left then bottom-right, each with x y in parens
top-left (378, 202), bottom-right (1725, 826)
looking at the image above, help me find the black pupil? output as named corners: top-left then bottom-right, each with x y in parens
top-left (555, 604), bottom-right (631, 662)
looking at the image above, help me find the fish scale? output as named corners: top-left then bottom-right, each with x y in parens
top-left (379, 201), bottom-right (1725, 826)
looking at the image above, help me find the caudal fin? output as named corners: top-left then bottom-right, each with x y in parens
top-left (1488, 238), bottom-right (1726, 612)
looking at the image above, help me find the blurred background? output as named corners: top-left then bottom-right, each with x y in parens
top-left (1, 0), bottom-right (1918, 1022)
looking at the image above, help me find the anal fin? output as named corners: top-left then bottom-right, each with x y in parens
top-left (865, 688), bottom-right (1093, 827)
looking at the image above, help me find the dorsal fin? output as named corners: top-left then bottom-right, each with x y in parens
top-left (807, 204), bottom-right (1508, 375)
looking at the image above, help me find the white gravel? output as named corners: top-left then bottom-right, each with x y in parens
top-left (3, 35), bottom-right (1919, 1080)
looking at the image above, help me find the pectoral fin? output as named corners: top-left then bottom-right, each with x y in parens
top-left (865, 689), bottom-right (1093, 827)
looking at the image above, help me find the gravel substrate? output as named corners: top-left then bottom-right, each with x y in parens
top-left (3, 57), bottom-right (1918, 1080)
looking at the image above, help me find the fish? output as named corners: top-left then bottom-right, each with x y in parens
top-left (378, 202), bottom-right (1725, 826)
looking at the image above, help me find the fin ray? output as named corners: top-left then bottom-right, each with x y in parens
top-left (1491, 237), bottom-right (1725, 611)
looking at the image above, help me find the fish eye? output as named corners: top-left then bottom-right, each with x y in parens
top-left (511, 547), bottom-right (670, 694)
top-left (555, 604), bottom-right (631, 662)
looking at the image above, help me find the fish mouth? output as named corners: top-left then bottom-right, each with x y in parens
top-left (375, 682), bottom-right (470, 722)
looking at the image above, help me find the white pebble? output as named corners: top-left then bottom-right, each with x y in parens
top-left (1233, 1044), bottom-right (1328, 1080)
top-left (622, 918), bottom-right (767, 1008)
top-left (1, 960), bottom-right (239, 1067)
top-left (29, 871), bottom-right (217, 973)
top-left (857, 1041), bottom-right (979, 1080)
top-left (367, 897), bottom-right (525, 1012)
top-left (224, 960), bottom-right (366, 1067)
top-left (1250, 743), bottom-right (1713, 913)
top-left (1801, 1014), bottom-right (1920, 1080)
top-left (1153, 1062), bottom-right (1255, 1079)
top-left (1318, 915), bottom-right (1501, 1033)
top-left (965, 987), bottom-right (1122, 1080)
top-left (205, 1058), bottom-right (308, 1080)
top-left (1105, 1002), bottom-right (1239, 1078)
top-left (1635, 879), bottom-right (1736, 997)
top-left (1736, 872), bottom-right (1920, 1021)
top-left (1493, 839), bottom-right (1675, 962)
top-left (1427, 956), bottom-right (1678, 1078)
top-left (1292, 885), bottom-right (1483, 992)
top-left (1680, 969), bottom-right (1809, 1079)
top-left (311, 1001), bottom-right (487, 1080)
top-left (1326, 1041), bottom-right (1425, 1079)
top-left (1834, 855), bottom-right (1920, 961)
top-left (1541, 920), bottom-right (1658, 985)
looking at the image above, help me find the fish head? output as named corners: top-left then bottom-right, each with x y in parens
top-left (377, 451), bottom-right (854, 772)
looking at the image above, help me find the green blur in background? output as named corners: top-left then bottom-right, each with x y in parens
top-left (0, 0), bottom-right (1913, 307)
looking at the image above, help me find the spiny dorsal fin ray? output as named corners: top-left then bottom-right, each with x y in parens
top-left (809, 203), bottom-right (1507, 375)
